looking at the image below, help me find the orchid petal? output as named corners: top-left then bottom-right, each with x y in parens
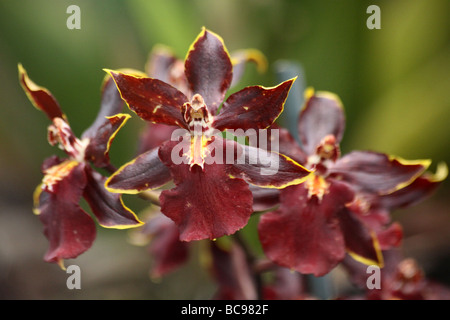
top-left (18, 63), bottom-right (66, 121)
top-left (298, 88), bottom-right (345, 155)
top-left (258, 180), bottom-right (353, 276)
top-left (212, 78), bottom-right (295, 131)
top-left (83, 167), bottom-right (143, 229)
top-left (105, 147), bottom-right (172, 194)
top-left (34, 162), bottom-right (95, 266)
top-left (84, 113), bottom-right (131, 168)
top-left (158, 141), bottom-right (253, 241)
top-left (185, 27), bottom-right (233, 115)
top-left (227, 143), bottom-right (311, 189)
top-left (329, 151), bottom-right (431, 195)
top-left (105, 69), bottom-right (189, 128)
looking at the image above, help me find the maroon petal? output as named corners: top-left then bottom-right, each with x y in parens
top-left (34, 161), bottom-right (95, 266)
top-left (81, 73), bottom-right (130, 139)
top-left (277, 126), bottom-right (308, 165)
top-left (376, 222), bottom-right (403, 250)
top-left (105, 69), bottom-right (189, 128)
top-left (84, 113), bottom-right (130, 168)
top-left (258, 179), bottom-right (354, 276)
top-left (158, 141), bottom-right (253, 241)
top-left (249, 185), bottom-right (280, 212)
top-left (377, 162), bottom-right (448, 209)
top-left (212, 79), bottom-right (295, 131)
top-left (298, 88), bottom-right (345, 155)
top-left (18, 63), bottom-right (66, 121)
top-left (105, 146), bottom-right (172, 194)
top-left (347, 206), bottom-right (403, 250)
top-left (227, 144), bottom-right (311, 189)
top-left (337, 208), bottom-right (383, 267)
top-left (329, 151), bottom-right (430, 195)
top-left (83, 167), bottom-right (143, 228)
top-left (185, 27), bottom-right (232, 115)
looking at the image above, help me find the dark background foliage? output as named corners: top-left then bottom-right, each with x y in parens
top-left (0, 0), bottom-right (448, 299)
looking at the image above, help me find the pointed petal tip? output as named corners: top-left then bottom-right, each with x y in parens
top-left (304, 86), bottom-right (315, 101)
top-left (102, 68), bottom-right (115, 75)
top-left (102, 68), bottom-right (147, 87)
top-left (382, 155), bottom-right (432, 194)
top-left (432, 162), bottom-right (448, 182)
top-left (105, 112), bottom-right (131, 122)
top-left (388, 155), bottom-right (432, 169)
top-left (103, 68), bottom-right (147, 77)
top-left (17, 62), bottom-right (25, 76)
top-left (57, 259), bottom-right (66, 271)
top-left (18, 65), bottom-right (66, 121)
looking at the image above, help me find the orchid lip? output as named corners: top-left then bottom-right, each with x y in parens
top-left (42, 160), bottom-right (79, 193)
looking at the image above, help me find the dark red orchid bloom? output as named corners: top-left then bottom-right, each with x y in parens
top-left (19, 64), bottom-right (143, 268)
top-left (145, 43), bottom-right (267, 95)
top-left (342, 160), bottom-right (447, 257)
top-left (104, 27), bottom-right (311, 242)
top-left (341, 249), bottom-right (450, 300)
top-left (258, 88), bottom-right (446, 276)
top-left (138, 44), bottom-right (267, 154)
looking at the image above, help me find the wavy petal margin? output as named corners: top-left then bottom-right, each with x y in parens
top-left (104, 69), bottom-right (189, 128)
top-left (34, 162), bottom-right (95, 268)
top-left (212, 78), bottom-right (296, 131)
top-left (258, 180), bottom-right (354, 276)
top-left (227, 144), bottom-right (311, 189)
top-left (158, 141), bottom-right (253, 241)
top-left (378, 162), bottom-right (448, 209)
top-left (329, 151), bottom-right (431, 195)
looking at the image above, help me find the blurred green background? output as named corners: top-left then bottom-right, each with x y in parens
top-left (0, 0), bottom-right (449, 299)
